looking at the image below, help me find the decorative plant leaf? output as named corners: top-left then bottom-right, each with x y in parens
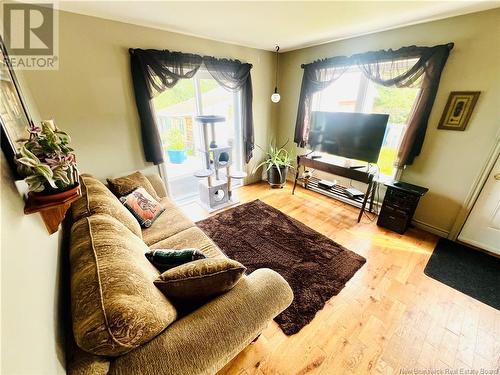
top-left (55, 130), bottom-right (70, 143)
top-left (34, 165), bottom-right (57, 189)
top-left (25, 175), bottom-right (45, 192)
top-left (41, 120), bottom-right (57, 132)
top-left (53, 167), bottom-right (70, 185)
top-left (16, 157), bottom-right (39, 168)
top-left (19, 145), bottom-right (40, 162)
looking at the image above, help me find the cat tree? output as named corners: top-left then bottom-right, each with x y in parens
top-left (193, 115), bottom-right (247, 212)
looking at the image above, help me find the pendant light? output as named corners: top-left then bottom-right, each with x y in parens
top-left (271, 45), bottom-right (281, 103)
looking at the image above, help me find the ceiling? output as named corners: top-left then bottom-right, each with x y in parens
top-left (56, 1), bottom-right (499, 52)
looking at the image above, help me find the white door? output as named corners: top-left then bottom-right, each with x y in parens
top-left (459, 155), bottom-right (500, 254)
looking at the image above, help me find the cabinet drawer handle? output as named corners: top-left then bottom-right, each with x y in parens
top-left (495, 173), bottom-right (500, 180)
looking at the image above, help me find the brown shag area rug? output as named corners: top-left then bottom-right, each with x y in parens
top-left (196, 199), bottom-right (366, 335)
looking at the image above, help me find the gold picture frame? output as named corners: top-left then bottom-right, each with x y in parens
top-left (438, 91), bottom-right (480, 131)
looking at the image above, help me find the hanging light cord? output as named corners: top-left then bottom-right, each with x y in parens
top-left (275, 45), bottom-right (280, 91)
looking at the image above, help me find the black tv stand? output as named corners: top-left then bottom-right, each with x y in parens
top-left (292, 154), bottom-right (376, 222)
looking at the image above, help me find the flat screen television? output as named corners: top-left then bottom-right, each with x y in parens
top-left (308, 111), bottom-right (389, 163)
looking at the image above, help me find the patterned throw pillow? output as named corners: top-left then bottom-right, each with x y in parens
top-left (154, 258), bottom-right (246, 301)
top-left (145, 249), bottom-right (207, 272)
top-left (120, 187), bottom-right (165, 228)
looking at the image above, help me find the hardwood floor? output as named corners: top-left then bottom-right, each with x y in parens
top-left (181, 182), bottom-right (500, 375)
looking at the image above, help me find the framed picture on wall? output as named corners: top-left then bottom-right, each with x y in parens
top-left (437, 91), bottom-right (480, 131)
top-left (0, 36), bottom-right (33, 179)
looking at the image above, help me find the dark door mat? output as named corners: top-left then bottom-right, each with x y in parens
top-left (424, 238), bottom-right (500, 310)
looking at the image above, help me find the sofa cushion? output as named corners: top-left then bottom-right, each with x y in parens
top-left (70, 214), bottom-right (177, 356)
top-left (72, 175), bottom-right (142, 238)
top-left (150, 226), bottom-right (226, 259)
top-left (142, 198), bottom-right (195, 246)
top-left (145, 174), bottom-right (168, 199)
top-left (107, 171), bottom-right (160, 200)
top-left (154, 258), bottom-right (246, 301)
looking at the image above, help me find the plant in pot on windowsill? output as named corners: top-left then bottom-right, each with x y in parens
top-left (165, 128), bottom-right (186, 164)
top-left (16, 120), bottom-right (78, 204)
top-left (254, 141), bottom-right (294, 188)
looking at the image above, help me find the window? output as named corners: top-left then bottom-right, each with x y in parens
top-left (312, 61), bottom-right (420, 178)
top-left (153, 70), bottom-right (242, 202)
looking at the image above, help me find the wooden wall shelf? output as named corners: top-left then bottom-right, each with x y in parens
top-left (24, 186), bottom-right (81, 234)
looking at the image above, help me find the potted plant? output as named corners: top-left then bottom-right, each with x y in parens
top-left (16, 120), bottom-right (78, 203)
top-left (254, 141), bottom-right (294, 188)
top-left (165, 128), bottom-right (186, 164)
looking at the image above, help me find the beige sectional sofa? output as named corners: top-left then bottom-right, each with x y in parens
top-left (67, 174), bottom-right (293, 375)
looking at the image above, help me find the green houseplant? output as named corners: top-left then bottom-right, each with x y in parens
top-left (165, 128), bottom-right (186, 164)
top-left (254, 141), bottom-right (294, 188)
top-left (16, 120), bottom-right (78, 199)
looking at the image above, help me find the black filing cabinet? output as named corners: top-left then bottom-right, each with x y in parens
top-left (377, 181), bottom-right (428, 234)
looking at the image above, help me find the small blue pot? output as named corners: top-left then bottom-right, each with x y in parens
top-left (167, 150), bottom-right (186, 164)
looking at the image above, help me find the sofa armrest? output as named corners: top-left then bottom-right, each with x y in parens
top-left (67, 340), bottom-right (111, 375)
top-left (109, 269), bottom-right (293, 375)
top-left (145, 174), bottom-right (168, 199)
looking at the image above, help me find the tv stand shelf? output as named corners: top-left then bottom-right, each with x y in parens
top-left (292, 155), bottom-right (376, 222)
top-left (299, 176), bottom-right (367, 206)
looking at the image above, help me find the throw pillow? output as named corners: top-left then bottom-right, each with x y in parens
top-left (107, 171), bottom-right (160, 200)
top-left (145, 249), bottom-right (207, 272)
top-left (154, 258), bottom-right (246, 301)
top-left (120, 187), bottom-right (164, 228)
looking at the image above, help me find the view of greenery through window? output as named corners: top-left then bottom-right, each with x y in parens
top-left (313, 67), bottom-right (419, 177)
top-left (372, 86), bottom-right (418, 125)
top-left (372, 85), bottom-right (419, 176)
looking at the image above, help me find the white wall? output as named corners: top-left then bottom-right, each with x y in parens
top-left (277, 8), bottom-right (500, 235)
top-left (0, 70), bottom-right (66, 374)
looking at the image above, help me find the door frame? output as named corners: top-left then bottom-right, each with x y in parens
top-left (449, 130), bottom-right (500, 240)
top-left (155, 70), bottom-right (245, 202)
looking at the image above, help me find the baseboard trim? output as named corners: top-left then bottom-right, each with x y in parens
top-left (411, 218), bottom-right (449, 238)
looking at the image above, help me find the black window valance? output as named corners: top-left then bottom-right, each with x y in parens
top-left (130, 48), bottom-right (254, 164)
top-left (295, 43), bottom-right (454, 167)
